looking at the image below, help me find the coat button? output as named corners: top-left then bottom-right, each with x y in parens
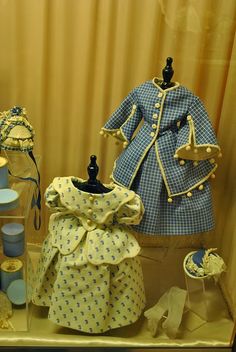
top-left (89, 196), bottom-right (94, 202)
top-left (87, 219), bottom-right (92, 225)
top-left (88, 208), bottom-right (93, 215)
top-left (150, 132), bottom-right (155, 137)
top-left (155, 103), bottom-right (161, 108)
top-left (158, 92), bottom-right (163, 98)
top-left (152, 124), bottom-right (157, 129)
top-left (152, 113), bottom-right (158, 119)
top-left (179, 160), bottom-right (185, 165)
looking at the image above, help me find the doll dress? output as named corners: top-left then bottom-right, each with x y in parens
top-left (32, 176), bottom-right (146, 333)
top-left (101, 78), bottom-right (221, 236)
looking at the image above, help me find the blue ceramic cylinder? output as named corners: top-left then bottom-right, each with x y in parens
top-left (0, 156), bottom-right (8, 189)
top-left (0, 259), bottom-right (23, 292)
top-left (1, 223), bottom-right (25, 257)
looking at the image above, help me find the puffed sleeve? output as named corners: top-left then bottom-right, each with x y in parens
top-left (116, 193), bottom-right (144, 225)
top-left (175, 96), bottom-right (222, 161)
top-left (100, 89), bottom-right (142, 148)
top-left (45, 182), bottom-right (65, 211)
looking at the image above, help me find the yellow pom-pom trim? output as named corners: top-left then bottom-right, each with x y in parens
top-left (179, 160), bottom-right (185, 166)
top-left (187, 192), bottom-right (192, 197)
top-left (117, 130), bottom-right (121, 136)
top-left (198, 185), bottom-right (204, 190)
top-left (167, 198), bottom-right (173, 203)
top-left (186, 145), bottom-right (191, 151)
top-left (193, 161), bottom-right (198, 167)
top-left (123, 142), bottom-right (128, 148)
top-left (206, 147), bottom-right (212, 153)
top-left (211, 173), bottom-right (216, 179)
top-left (209, 158), bottom-right (215, 164)
top-left (99, 130), bottom-right (104, 135)
top-left (174, 154), bottom-right (179, 159)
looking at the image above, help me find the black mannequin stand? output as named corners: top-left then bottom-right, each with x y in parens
top-left (73, 155), bottom-right (111, 194)
top-left (160, 57), bottom-right (175, 89)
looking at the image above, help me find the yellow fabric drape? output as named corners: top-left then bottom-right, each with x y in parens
top-left (0, 0), bottom-right (235, 340)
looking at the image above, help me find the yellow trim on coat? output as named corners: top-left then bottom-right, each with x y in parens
top-left (175, 115), bottom-right (221, 160)
top-left (119, 91), bottom-right (167, 189)
top-left (152, 77), bottom-right (180, 92)
top-left (155, 140), bottom-right (218, 198)
top-left (101, 104), bottom-right (137, 143)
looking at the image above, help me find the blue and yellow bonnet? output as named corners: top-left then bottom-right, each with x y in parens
top-left (0, 106), bottom-right (41, 229)
top-left (0, 106), bottom-right (34, 152)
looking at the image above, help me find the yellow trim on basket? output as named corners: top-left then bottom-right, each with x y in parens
top-left (175, 115), bottom-right (221, 160)
top-left (101, 104), bottom-right (137, 143)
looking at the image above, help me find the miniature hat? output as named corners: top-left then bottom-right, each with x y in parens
top-left (183, 248), bottom-right (226, 280)
top-left (0, 106), bottom-right (41, 230)
top-left (0, 106), bottom-right (34, 152)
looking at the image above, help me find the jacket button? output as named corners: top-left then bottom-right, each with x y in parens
top-left (155, 103), bottom-right (161, 108)
top-left (150, 132), bottom-right (155, 137)
top-left (152, 124), bottom-right (157, 129)
top-left (153, 113), bottom-right (158, 119)
top-left (158, 92), bottom-right (163, 98)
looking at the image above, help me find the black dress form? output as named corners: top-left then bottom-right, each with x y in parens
top-left (73, 155), bottom-right (111, 194)
top-left (160, 57), bottom-right (175, 89)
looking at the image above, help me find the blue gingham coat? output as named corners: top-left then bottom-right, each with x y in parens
top-left (101, 78), bottom-right (221, 236)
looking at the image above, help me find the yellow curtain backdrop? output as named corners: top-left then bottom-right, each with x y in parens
top-left (0, 0), bottom-right (235, 322)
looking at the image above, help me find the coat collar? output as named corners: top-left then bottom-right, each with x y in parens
top-left (152, 77), bottom-right (180, 92)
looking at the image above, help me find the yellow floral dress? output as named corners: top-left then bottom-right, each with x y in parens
top-left (32, 177), bottom-right (146, 333)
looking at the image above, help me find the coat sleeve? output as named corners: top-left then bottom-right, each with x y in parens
top-left (100, 89), bottom-right (142, 147)
top-left (116, 193), bottom-right (144, 225)
top-left (174, 96), bottom-right (221, 161)
top-left (45, 181), bottom-right (66, 211)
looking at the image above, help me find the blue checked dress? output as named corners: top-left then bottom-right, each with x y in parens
top-left (101, 78), bottom-right (221, 236)
top-left (32, 177), bottom-right (146, 333)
